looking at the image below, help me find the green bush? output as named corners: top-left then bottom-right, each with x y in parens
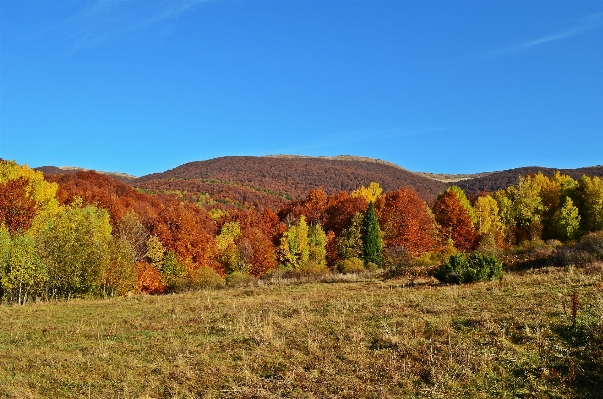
top-left (434, 253), bottom-right (503, 284)
top-left (336, 258), bottom-right (365, 274)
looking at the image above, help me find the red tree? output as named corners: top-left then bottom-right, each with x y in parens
top-left (0, 177), bottom-right (39, 235)
top-left (149, 203), bottom-right (220, 273)
top-left (432, 190), bottom-right (478, 251)
top-left (376, 188), bottom-right (441, 256)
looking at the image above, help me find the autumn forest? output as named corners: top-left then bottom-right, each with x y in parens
top-left (2, 157), bottom-right (603, 305)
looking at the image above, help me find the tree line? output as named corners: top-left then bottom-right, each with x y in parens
top-left (1, 160), bottom-right (602, 304)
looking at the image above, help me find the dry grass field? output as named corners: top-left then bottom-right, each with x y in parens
top-left (1, 266), bottom-right (602, 398)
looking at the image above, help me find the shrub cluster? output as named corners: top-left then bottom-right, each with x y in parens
top-left (433, 253), bottom-right (503, 284)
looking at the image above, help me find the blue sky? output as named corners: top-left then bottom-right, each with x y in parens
top-left (1, 1), bottom-right (602, 176)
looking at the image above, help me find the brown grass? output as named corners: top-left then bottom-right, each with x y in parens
top-left (1, 265), bottom-right (602, 398)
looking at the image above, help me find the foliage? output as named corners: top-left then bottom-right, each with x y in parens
top-left (215, 222), bottom-right (242, 274)
top-left (38, 200), bottom-right (113, 299)
top-left (145, 235), bottom-right (166, 268)
top-left (376, 188), bottom-right (440, 257)
top-left (351, 182), bottom-right (383, 204)
top-left (296, 260), bottom-right (330, 277)
top-left (0, 233), bottom-right (47, 304)
top-left (552, 196), bottom-right (581, 240)
top-left (362, 202), bottom-right (383, 267)
top-left (100, 236), bottom-right (137, 297)
top-left (444, 186), bottom-right (476, 224)
top-left (433, 190), bottom-right (478, 251)
top-left (277, 215), bottom-right (310, 269)
top-left (579, 176), bottom-right (603, 232)
top-left (433, 253), bottom-right (503, 284)
top-left (336, 212), bottom-right (363, 261)
top-left (159, 250), bottom-right (187, 291)
top-left (473, 195), bottom-right (504, 247)
top-left (307, 223), bottom-right (327, 265)
top-left (150, 202), bottom-right (219, 272)
top-left (0, 160), bottom-right (59, 235)
top-left (226, 271), bottom-right (256, 287)
top-left (135, 262), bottom-right (166, 294)
top-left (336, 257), bottom-right (366, 274)
top-left (115, 209), bottom-right (149, 262)
top-left (185, 265), bottom-right (225, 290)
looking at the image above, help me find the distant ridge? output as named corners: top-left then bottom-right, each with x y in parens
top-left (134, 155), bottom-right (448, 203)
top-left (455, 165), bottom-right (603, 195)
top-left (35, 166), bottom-right (137, 184)
top-left (34, 156), bottom-right (603, 209)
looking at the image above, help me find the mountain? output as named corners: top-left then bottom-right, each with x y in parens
top-left (133, 155), bottom-right (448, 204)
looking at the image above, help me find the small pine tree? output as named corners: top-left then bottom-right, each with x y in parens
top-left (362, 202), bottom-right (383, 267)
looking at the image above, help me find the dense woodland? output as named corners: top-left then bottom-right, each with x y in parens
top-left (2, 158), bottom-right (603, 305)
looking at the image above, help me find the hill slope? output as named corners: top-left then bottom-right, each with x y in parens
top-left (455, 165), bottom-right (603, 195)
top-left (134, 156), bottom-right (448, 203)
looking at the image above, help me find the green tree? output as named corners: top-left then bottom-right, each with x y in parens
top-left (101, 236), bottom-right (137, 297)
top-left (362, 202), bottom-right (383, 267)
top-left (159, 250), bottom-right (187, 291)
top-left (337, 212), bottom-right (364, 261)
top-left (580, 176), bottom-right (603, 232)
top-left (38, 200), bottom-right (112, 299)
top-left (552, 197), bottom-right (581, 240)
top-left (307, 223), bottom-right (327, 265)
top-left (0, 233), bottom-right (47, 304)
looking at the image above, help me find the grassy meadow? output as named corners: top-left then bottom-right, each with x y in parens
top-left (1, 266), bottom-right (602, 399)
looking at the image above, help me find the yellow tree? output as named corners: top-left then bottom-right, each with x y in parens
top-left (473, 195), bottom-right (504, 247)
top-left (579, 176), bottom-right (603, 232)
top-left (0, 160), bottom-right (59, 235)
top-left (215, 222), bottom-right (242, 274)
top-left (0, 229), bottom-right (47, 305)
top-left (351, 182), bottom-right (383, 204)
top-left (277, 215), bottom-right (309, 269)
top-left (38, 199), bottom-right (113, 299)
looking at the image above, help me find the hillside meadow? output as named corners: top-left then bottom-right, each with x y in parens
top-left (1, 265), bottom-right (602, 398)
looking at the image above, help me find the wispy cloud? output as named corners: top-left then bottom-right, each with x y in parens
top-left (485, 12), bottom-right (603, 57)
top-left (61, 0), bottom-right (208, 55)
top-left (266, 126), bottom-right (454, 156)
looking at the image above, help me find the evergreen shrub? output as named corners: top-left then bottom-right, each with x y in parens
top-left (434, 253), bottom-right (503, 284)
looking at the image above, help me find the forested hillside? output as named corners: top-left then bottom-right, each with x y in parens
top-left (134, 156), bottom-right (448, 203)
top-left (456, 165), bottom-right (603, 195)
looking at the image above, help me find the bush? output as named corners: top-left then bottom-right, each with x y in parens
top-left (365, 262), bottom-right (379, 272)
top-left (554, 232), bottom-right (603, 267)
top-left (384, 247), bottom-right (450, 278)
top-left (297, 261), bottom-right (330, 277)
top-left (433, 253), bottom-right (503, 284)
top-left (336, 258), bottom-right (366, 274)
top-left (226, 271), bottom-right (256, 287)
top-left (185, 266), bottom-right (225, 290)
top-left (577, 232), bottom-right (603, 260)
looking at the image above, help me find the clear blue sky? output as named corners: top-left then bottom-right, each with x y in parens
top-left (1, 1), bottom-right (602, 176)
